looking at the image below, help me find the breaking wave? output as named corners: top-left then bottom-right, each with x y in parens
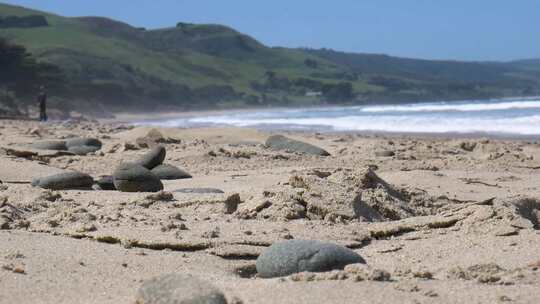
top-left (137, 98), bottom-right (540, 135)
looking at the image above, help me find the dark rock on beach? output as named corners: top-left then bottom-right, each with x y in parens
top-left (151, 164), bottom-right (192, 180)
top-left (32, 171), bottom-right (94, 190)
top-left (68, 145), bottom-right (100, 155)
top-left (460, 141), bottom-right (477, 152)
top-left (94, 175), bottom-right (116, 191)
top-left (113, 163), bottom-right (163, 192)
top-left (136, 274), bottom-right (227, 304)
top-left (31, 140), bottom-right (67, 151)
top-left (66, 138), bottom-right (102, 149)
top-left (265, 135), bottom-right (330, 156)
top-left (135, 146), bottom-right (166, 170)
top-left (256, 239), bottom-right (365, 278)
top-left (223, 193), bottom-right (241, 214)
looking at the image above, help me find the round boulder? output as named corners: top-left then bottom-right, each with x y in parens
top-left (135, 146), bottom-right (166, 170)
top-left (113, 163), bottom-right (163, 192)
top-left (66, 138), bottom-right (102, 149)
top-left (151, 164), bottom-right (192, 180)
top-left (31, 140), bottom-right (67, 151)
top-left (32, 171), bottom-right (94, 190)
top-left (256, 239), bottom-right (365, 278)
top-left (68, 145), bottom-right (100, 155)
top-left (136, 274), bottom-right (227, 304)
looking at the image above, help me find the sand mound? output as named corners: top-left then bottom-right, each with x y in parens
top-left (236, 168), bottom-right (436, 222)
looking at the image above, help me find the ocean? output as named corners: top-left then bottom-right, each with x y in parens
top-left (136, 97), bottom-right (540, 136)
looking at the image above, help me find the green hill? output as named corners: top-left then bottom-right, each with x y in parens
top-left (1, 2), bottom-right (539, 116)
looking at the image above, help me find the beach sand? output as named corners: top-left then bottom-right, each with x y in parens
top-left (0, 118), bottom-right (539, 303)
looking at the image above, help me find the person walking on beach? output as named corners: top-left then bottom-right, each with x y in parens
top-left (37, 85), bottom-right (47, 122)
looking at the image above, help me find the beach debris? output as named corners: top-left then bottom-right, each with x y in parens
top-left (511, 198), bottom-right (540, 229)
top-left (135, 146), bottom-right (166, 169)
top-left (36, 190), bottom-right (62, 202)
top-left (256, 239), bottom-right (365, 278)
top-left (223, 193), bottom-right (241, 214)
top-left (135, 128), bottom-right (182, 148)
top-left (173, 188), bottom-right (225, 194)
top-left (145, 191), bottom-right (174, 202)
top-left (0, 196), bottom-right (24, 230)
top-left (459, 141), bottom-right (477, 152)
top-left (113, 163), bottom-right (163, 193)
top-left (122, 142), bottom-right (139, 151)
top-left (202, 227), bottom-right (220, 239)
top-left (447, 263), bottom-right (506, 283)
top-left (151, 164), bottom-right (192, 180)
top-left (375, 150), bottom-right (395, 157)
top-left (265, 135), bottom-right (330, 156)
top-left (136, 274), bottom-right (227, 304)
top-left (31, 171), bottom-right (94, 190)
top-left (2, 147), bottom-right (38, 158)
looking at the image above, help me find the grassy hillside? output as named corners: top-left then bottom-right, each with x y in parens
top-left (1, 2), bottom-right (539, 115)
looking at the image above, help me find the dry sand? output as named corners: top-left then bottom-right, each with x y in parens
top-left (0, 118), bottom-right (539, 303)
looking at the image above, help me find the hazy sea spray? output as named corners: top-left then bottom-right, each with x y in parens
top-left (136, 98), bottom-right (540, 135)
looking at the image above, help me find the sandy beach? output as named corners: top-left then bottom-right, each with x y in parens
top-left (1, 118), bottom-right (540, 304)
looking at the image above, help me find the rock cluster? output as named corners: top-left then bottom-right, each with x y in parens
top-left (31, 144), bottom-right (191, 193)
top-left (111, 146), bottom-right (192, 192)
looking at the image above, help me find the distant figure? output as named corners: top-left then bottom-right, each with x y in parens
top-left (37, 86), bottom-right (47, 122)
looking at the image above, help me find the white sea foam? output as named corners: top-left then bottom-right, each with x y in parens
top-left (360, 100), bottom-right (540, 113)
top-left (136, 99), bottom-right (540, 135)
top-left (187, 115), bottom-right (540, 135)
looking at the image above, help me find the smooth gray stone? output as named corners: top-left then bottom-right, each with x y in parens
top-left (151, 164), bottom-right (192, 180)
top-left (113, 163), bottom-right (163, 192)
top-left (265, 135), bottom-right (330, 156)
top-left (32, 171), bottom-right (94, 190)
top-left (31, 140), bottom-right (67, 151)
top-left (136, 274), bottom-right (227, 304)
top-left (135, 146), bottom-right (166, 169)
top-left (256, 239), bottom-right (365, 278)
top-left (68, 145), bottom-right (100, 155)
top-left (95, 175), bottom-right (116, 191)
top-left (66, 138), bottom-right (102, 148)
top-left (173, 188), bottom-right (224, 194)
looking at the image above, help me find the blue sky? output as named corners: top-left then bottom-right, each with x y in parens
top-left (2, 0), bottom-right (539, 61)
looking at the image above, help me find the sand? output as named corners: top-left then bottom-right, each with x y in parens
top-left (0, 118), bottom-right (539, 304)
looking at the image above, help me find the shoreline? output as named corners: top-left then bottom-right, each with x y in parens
top-left (108, 111), bottom-right (540, 142)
